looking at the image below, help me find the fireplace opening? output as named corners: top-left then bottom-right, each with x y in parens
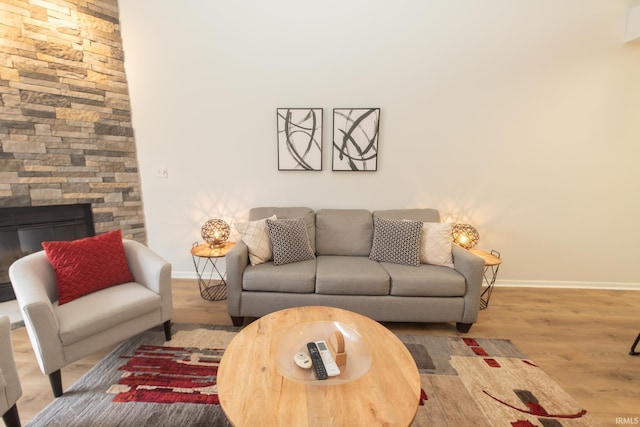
top-left (0, 204), bottom-right (95, 302)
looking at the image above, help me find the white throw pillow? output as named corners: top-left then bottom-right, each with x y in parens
top-left (420, 222), bottom-right (454, 268)
top-left (236, 215), bottom-right (277, 266)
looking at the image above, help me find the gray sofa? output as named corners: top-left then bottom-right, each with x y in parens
top-left (225, 207), bottom-right (485, 332)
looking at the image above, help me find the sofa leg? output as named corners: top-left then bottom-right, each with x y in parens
top-left (163, 320), bottom-right (172, 341)
top-left (2, 403), bottom-right (21, 427)
top-left (456, 322), bottom-right (473, 333)
top-left (49, 370), bottom-right (63, 397)
top-left (231, 316), bottom-right (244, 327)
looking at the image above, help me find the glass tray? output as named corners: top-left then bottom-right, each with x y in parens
top-left (275, 321), bottom-right (372, 385)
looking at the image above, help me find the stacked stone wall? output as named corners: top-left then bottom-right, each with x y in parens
top-left (0, 0), bottom-right (145, 242)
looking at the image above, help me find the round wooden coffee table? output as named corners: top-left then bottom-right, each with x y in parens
top-left (217, 306), bottom-right (421, 426)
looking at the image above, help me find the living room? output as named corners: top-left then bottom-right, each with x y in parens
top-left (1, 0), bottom-right (639, 426)
top-left (121, 0), bottom-right (640, 291)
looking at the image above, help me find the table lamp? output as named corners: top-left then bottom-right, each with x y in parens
top-left (201, 218), bottom-right (230, 248)
top-left (452, 223), bottom-right (479, 249)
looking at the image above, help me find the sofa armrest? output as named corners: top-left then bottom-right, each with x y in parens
top-left (452, 245), bottom-right (485, 323)
top-left (225, 241), bottom-right (249, 316)
top-left (123, 239), bottom-right (173, 322)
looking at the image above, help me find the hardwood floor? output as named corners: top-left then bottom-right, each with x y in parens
top-left (8, 280), bottom-right (640, 426)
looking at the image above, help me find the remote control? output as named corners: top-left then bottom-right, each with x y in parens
top-left (314, 340), bottom-right (340, 377)
top-left (306, 342), bottom-right (328, 380)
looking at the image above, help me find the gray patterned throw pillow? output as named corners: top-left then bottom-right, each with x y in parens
top-left (369, 217), bottom-right (423, 266)
top-left (266, 218), bottom-right (316, 266)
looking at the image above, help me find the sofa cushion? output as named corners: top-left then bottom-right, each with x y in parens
top-left (316, 256), bottom-right (390, 295)
top-left (369, 217), bottom-right (422, 266)
top-left (249, 207), bottom-right (316, 252)
top-left (315, 209), bottom-right (373, 256)
top-left (42, 229), bottom-right (135, 305)
top-left (55, 282), bottom-right (161, 345)
top-left (420, 222), bottom-right (454, 268)
top-left (381, 262), bottom-right (466, 297)
top-left (236, 215), bottom-right (276, 266)
top-left (266, 218), bottom-right (315, 265)
top-left (242, 260), bottom-right (316, 293)
top-left (374, 208), bottom-right (441, 223)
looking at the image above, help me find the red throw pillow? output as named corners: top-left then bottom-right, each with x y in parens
top-left (42, 229), bottom-right (135, 305)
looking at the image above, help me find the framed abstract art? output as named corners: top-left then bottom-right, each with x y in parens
top-left (276, 108), bottom-right (323, 171)
top-left (332, 108), bottom-right (380, 171)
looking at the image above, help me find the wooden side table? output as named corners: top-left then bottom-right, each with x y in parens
top-left (190, 241), bottom-right (235, 301)
top-left (469, 249), bottom-right (502, 310)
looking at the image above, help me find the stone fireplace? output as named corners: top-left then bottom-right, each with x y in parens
top-left (0, 1), bottom-right (146, 253)
top-left (0, 204), bottom-right (95, 302)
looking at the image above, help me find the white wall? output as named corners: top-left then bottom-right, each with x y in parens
top-left (118, 0), bottom-right (640, 288)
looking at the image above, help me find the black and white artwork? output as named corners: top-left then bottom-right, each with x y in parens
top-left (332, 108), bottom-right (380, 171)
top-left (277, 108), bottom-right (323, 171)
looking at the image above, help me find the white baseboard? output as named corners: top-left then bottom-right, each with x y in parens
top-left (172, 271), bottom-right (200, 280)
top-left (172, 270), bottom-right (640, 291)
top-left (495, 279), bottom-right (640, 291)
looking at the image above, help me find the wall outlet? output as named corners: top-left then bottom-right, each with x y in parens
top-left (156, 165), bottom-right (168, 178)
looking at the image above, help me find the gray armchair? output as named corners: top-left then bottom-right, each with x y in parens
top-left (9, 239), bottom-right (173, 398)
top-left (1, 315), bottom-right (22, 427)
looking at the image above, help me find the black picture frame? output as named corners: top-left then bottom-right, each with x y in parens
top-left (277, 108), bottom-right (323, 171)
top-left (332, 108), bottom-right (380, 171)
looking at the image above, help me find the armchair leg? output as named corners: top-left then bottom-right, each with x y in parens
top-left (2, 403), bottom-right (21, 427)
top-left (630, 333), bottom-right (640, 356)
top-left (49, 370), bottom-right (63, 397)
top-left (163, 320), bottom-right (172, 341)
top-left (231, 316), bottom-right (244, 327)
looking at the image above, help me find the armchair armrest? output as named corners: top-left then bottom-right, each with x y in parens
top-left (123, 240), bottom-right (173, 322)
top-left (0, 315), bottom-right (22, 413)
top-left (225, 241), bottom-right (249, 316)
top-left (452, 244), bottom-right (485, 323)
top-left (8, 252), bottom-right (64, 373)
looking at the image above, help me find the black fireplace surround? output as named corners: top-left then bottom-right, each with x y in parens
top-left (0, 204), bottom-right (95, 302)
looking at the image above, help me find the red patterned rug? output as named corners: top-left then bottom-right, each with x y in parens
top-left (108, 345), bottom-right (224, 405)
top-left (27, 324), bottom-right (600, 427)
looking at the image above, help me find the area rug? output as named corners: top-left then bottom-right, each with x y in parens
top-left (27, 324), bottom-right (600, 427)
